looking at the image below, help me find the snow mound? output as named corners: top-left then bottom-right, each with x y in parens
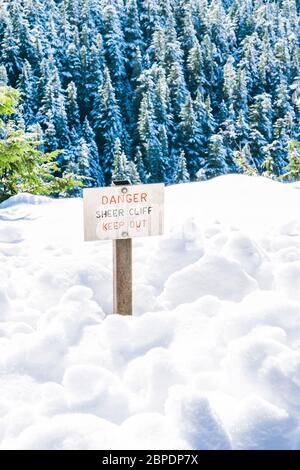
top-left (0, 193), bottom-right (51, 208)
top-left (1, 175), bottom-right (300, 449)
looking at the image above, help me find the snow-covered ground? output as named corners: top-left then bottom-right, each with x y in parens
top-left (1, 174), bottom-right (300, 450)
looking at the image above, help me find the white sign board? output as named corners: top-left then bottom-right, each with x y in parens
top-left (83, 183), bottom-right (164, 241)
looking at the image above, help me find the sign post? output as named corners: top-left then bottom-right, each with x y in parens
top-left (83, 182), bottom-right (164, 315)
top-left (112, 180), bottom-right (132, 316)
top-left (113, 237), bottom-right (132, 315)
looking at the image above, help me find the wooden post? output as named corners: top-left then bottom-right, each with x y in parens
top-left (113, 237), bottom-right (132, 315)
top-left (112, 179), bottom-right (132, 315)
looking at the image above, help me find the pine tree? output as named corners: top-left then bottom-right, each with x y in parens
top-left (282, 140), bottom-right (300, 181)
top-left (233, 66), bottom-right (248, 115)
top-left (187, 38), bottom-right (206, 96)
top-left (124, 0), bottom-right (144, 70)
top-left (0, 66), bottom-right (8, 86)
top-left (77, 137), bottom-right (103, 187)
top-left (261, 153), bottom-right (276, 179)
top-left (134, 146), bottom-right (147, 183)
top-left (249, 93), bottom-right (273, 168)
top-left (126, 160), bottom-right (141, 184)
top-left (167, 61), bottom-right (188, 123)
top-left (138, 91), bottom-right (165, 182)
top-left (0, 85), bottom-right (80, 201)
top-left (18, 60), bottom-right (36, 125)
top-left (174, 150), bottom-right (190, 183)
top-left (92, 67), bottom-right (123, 183)
top-left (223, 55), bottom-right (236, 104)
top-left (234, 144), bottom-right (258, 177)
top-left (85, 36), bottom-right (105, 109)
top-left (112, 138), bottom-right (130, 181)
top-left (235, 109), bottom-right (250, 148)
top-left (177, 94), bottom-right (203, 179)
top-left (152, 66), bottom-right (172, 132)
top-left (112, 138), bottom-right (140, 183)
top-left (54, 94), bottom-right (70, 150)
top-left (44, 114), bottom-right (59, 152)
top-left (1, 18), bottom-right (22, 85)
top-left (64, 42), bottom-right (81, 84)
top-left (81, 117), bottom-right (104, 186)
top-left (102, 3), bottom-right (126, 95)
top-left (66, 81), bottom-right (80, 132)
top-left (205, 132), bottom-right (229, 178)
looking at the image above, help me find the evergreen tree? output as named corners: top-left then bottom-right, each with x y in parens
top-left (1, 18), bottom-right (22, 84)
top-left (64, 42), bottom-right (81, 84)
top-left (0, 66), bottom-right (8, 86)
top-left (0, 85), bottom-right (80, 201)
top-left (124, 0), bottom-right (144, 70)
top-left (167, 61), bottom-right (188, 123)
top-left (112, 138), bottom-right (130, 181)
top-left (261, 153), bottom-right (276, 179)
top-left (18, 60), bottom-right (36, 125)
top-left (282, 140), bottom-right (300, 181)
top-left (138, 91), bottom-right (165, 182)
top-left (177, 94), bottom-right (203, 179)
top-left (66, 81), bottom-right (80, 132)
top-left (223, 55), bottom-right (236, 104)
top-left (54, 94), bottom-right (70, 150)
top-left (174, 150), bottom-right (190, 183)
top-left (77, 137), bottom-right (102, 187)
top-left (233, 66), bottom-right (248, 115)
top-left (234, 144), bottom-right (258, 177)
top-left (249, 93), bottom-right (273, 168)
top-left (134, 146), bottom-right (147, 183)
top-left (102, 3), bottom-right (126, 95)
top-left (92, 67), bottom-right (123, 183)
top-left (85, 36), bottom-right (105, 109)
top-left (205, 133), bottom-right (229, 178)
top-left (112, 138), bottom-right (140, 183)
top-left (81, 117), bottom-right (104, 186)
top-left (187, 39), bottom-right (206, 96)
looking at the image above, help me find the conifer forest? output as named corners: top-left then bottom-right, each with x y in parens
top-left (0, 0), bottom-right (299, 188)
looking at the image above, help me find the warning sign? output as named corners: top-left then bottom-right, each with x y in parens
top-left (83, 183), bottom-right (164, 241)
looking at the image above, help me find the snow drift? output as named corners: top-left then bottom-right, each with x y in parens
top-left (0, 174), bottom-right (300, 450)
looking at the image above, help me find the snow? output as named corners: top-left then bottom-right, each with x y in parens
top-left (0, 174), bottom-right (300, 449)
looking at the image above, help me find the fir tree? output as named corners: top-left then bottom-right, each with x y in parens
top-left (205, 132), bottom-right (229, 178)
top-left (138, 91), bottom-right (165, 182)
top-left (102, 3), bottom-right (126, 94)
top-left (0, 66), bottom-right (8, 86)
top-left (92, 67), bottom-right (123, 183)
top-left (249, 93), bottom-right (273, 168)
top-left (177, 94), bottom-right (203, 179)
top-left (187, 39), bottom-right (206, 96)
top-left (0, 85), bottom-right (80, 201)
top-left (112, 137), bottom-right (140, 183)
top-left (124, 0), bottom-right (144, 70)
top-left (18, 60), bottom-right (36, 125)
top-left (66, 81), bottom-right (80, 132)
top-left (282, 140), bottom-right (300, 181)
top-left (1, 18), bottom-right (22, 84)
top-left (167, 61), bottom-right (188, 123)
top-left (234, 144), bottom-right (258, 177)
top-left (174, 150), bottom-right (190, 183)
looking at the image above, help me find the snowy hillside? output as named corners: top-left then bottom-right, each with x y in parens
top-left (1, 175), bottom-right (300, 450)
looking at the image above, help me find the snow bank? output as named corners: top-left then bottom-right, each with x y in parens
top-left (0, 175), bottom-right (300, 449)
top-left (0, 193), bottom-right (51, 208)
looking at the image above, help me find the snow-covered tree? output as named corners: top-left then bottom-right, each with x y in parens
top-left (92, 67), bottom-right (123, 182)
top-left (174, 150), bottom-right (190, 183)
